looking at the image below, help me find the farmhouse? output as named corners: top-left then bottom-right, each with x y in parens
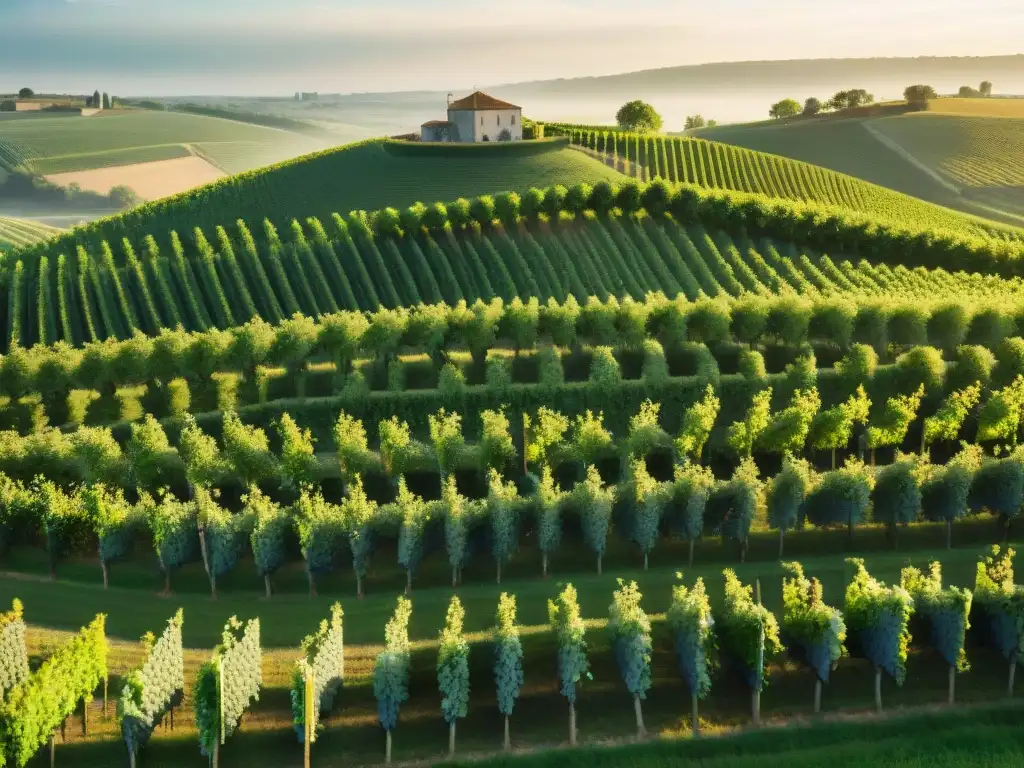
top-left (421, 92), bottom-right (523, 143)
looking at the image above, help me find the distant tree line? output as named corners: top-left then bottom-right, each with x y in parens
top-left (958, 81), bottom-right (994, 98)
top-left (684, 115), bottom-right (718, 130)
top-left (769, 81), bottom-right (992, 120)
top-left (613, 103), bottom-right (718, 134)
top-left (770, 89), bottom-right (875, 120)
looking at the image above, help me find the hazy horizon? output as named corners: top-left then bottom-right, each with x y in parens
top-left (3, 0), bottom-right (1022, 97)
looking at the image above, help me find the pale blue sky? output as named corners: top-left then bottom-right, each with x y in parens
top-left (3, 0), bottom-right (1021, 95)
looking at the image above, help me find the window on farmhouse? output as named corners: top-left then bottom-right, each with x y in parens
top-left (512, 115), bottom-right (516, 125)
top-left (480, 116), bottom-right (484, 126)
top-left (497, 115), bottom-right (501, 125)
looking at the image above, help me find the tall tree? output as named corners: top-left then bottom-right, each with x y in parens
top-left (904, 85), bottom-right (938, 109)
top-left (607, 580), bottom-right (653, 737)
top-left (374, 597), bottom-right (412, 765)
top-left (615, 100), bottom-right (663, 133)
top-left (769, 99), bottom-right (801, 119)
top-left (727, 388), bottom-right (772, 459)
top-left (549, 584), bottom-right (590, 745)
top-left (437, 597), bottom-right (470, 757)
top-left (493, 593), bottom-right (524, 750)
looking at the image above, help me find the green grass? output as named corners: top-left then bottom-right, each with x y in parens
top-left (451, 705), bottom-right (1024, 768)
top-left (3, 542), bottom-right (1021, 768)
top-left (0, 111), bottom-right (324, 176)
top-left (0, 215), bottom-right (60, 250)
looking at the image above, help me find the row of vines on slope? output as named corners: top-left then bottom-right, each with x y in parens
top-left (541, 122), bottom-right (1024, 244)
top-left (6, 179), bottom-right (1024, 350)
top-left (3, 288), bottom-right (1024, 432)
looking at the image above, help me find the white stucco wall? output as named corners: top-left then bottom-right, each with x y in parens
top-left (447, 108), bottom-right (523, 142)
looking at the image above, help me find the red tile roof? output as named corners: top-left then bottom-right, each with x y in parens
top-left (447, 91), bottom-right (521, 111)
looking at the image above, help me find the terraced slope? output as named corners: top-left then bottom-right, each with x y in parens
top-left (0, 216), bottom-right (60, 250)
top-left (0, 110), bottom-right (323, 175)
top-left (5, 195), bottom-right (1024, 349)
top-left (548, 124), bottom-right (1024, 239)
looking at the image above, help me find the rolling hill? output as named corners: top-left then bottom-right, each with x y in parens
top-left (18, 137), bottom-right (625, 257)
top-left (548, 124), bottom-right (1024, 239)
top-left (699, 98), bottom-right (1024, 226)
top-left (868, 112), bottom-right (1024, 223)
top-left (4, 175), bottom-right (1024, 350)
top-left (0, 110), bottom-right (324, 176)
top-left (0, 215), bottom-right (60, 250)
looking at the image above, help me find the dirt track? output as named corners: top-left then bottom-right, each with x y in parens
top-left (45, 155), bottom-right (224, 201)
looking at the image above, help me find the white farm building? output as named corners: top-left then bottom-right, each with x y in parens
top-left (420, 92), bottom-right (523, 143)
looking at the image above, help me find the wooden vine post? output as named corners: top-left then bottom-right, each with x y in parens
top-left (753, 578), bottom-right (764, 726)
top-left (304, 669), bottom-right (314, 768)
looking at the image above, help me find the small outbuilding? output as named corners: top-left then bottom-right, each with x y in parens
top-left (420, 91), bottom-right (523, 143)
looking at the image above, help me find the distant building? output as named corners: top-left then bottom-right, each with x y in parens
top-left (14, 101), bottom-right (44, 112)
top-left (420, 92), bottom-right (523, 143)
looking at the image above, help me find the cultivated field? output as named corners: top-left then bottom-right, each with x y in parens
top-left (45, 155), bottom-right (225, 201)
top-left (699, 118), bottom-right (963, 209)
top-left (870, 113), bottom-right (1024, 221)
top-left (4, 180), bottom-right (1024, 349)
top-left (33, 143), bottom-right (194, 175)
top-left (699, 103), bottom-right (1024, 227)
top-left (0, 110), bottom-right (324, 177)
top-left (2, 545), bottom-right (1022, 767)
top-left (547, 124), bottom-right (1023, 237)
top-left (929, 96), bottom-right (1024, 117)
top-left (0, 215), bottom-right (60, 250)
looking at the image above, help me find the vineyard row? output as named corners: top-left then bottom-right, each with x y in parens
top-left (4, 376), bottom-right (1024, 595)
top-left (4, 549), bottom-right (1023, 767)
top-left (7, 180), bottom-right (1024, 352)
top-left (2, 285), bottom-right (1024, 414)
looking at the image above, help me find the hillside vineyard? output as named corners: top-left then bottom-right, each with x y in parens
top-left (541, 124), bottom-right (1024, 240)
top-left (6, 179), bottom-right (1024, 350)
top-left (5, 111), bottom-right (1024, 768)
